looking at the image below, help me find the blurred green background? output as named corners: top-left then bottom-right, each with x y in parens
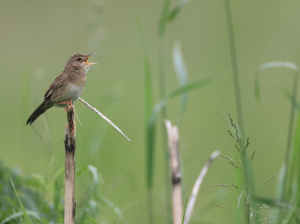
top-left (1, 0), bottom-right (300, 223)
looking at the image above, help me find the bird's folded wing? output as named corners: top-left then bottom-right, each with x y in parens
top-left (44, 73), bottom-right (67, 99)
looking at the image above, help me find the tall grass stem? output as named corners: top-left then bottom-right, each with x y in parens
top-left (224, 1), bottom-right (253, 222)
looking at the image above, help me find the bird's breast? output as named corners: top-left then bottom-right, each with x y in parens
top-left (53, 82), bottom-right (85, 108)
top-left (64, 83), bottom-right (85, 101)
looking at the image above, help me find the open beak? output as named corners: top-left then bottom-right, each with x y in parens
top-left (84, 53), bottom-right (97, 65)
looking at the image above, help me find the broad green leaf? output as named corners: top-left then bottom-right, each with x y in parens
top-left (9, 175), bottom-right (33, 224)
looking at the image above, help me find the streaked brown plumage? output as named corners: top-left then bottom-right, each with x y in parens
top-left (26, 53), bottom-right (97, 125)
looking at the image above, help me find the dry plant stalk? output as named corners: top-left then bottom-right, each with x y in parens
top-left (165, 120), bottom-right (182, 224)
top-left (183, 150), bottom-right (220, 224)
top-left (64, 99), bottom-right (76, 224)
top-left (78, 97), bottom-right (130, 141)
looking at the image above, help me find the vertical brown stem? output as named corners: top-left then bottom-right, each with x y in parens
top-left (165, 120), bottom-right (182, 224)
top-left (64, 99), bottom-right (76, 224)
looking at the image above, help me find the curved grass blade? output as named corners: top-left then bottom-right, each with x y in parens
top-left (254, 196), bottom-right (300, 212)
top-left (281, 86), bottom-right (300, 219)
top-left (255, 61), bottom-right (299, 222)
top-left (146, 76), bottom-right (218, 190)
top-left (24, 173), bottom-right (49, 193)
top-left (274, 163), bottom-right (287, 224)
top-left (53, 166), bottom-right (64, 217)
top-left (255, 61), bottom-right (298, 102)
top-left (76, 165), bottom-right (100, 222)
top-left (9, 175), bottom-right (33, 224)
top-left (173, 42), bottom-right (189, 125)
top-left (280, 85), bottom-right (299, 110)
top-left (94, 193), bottom-right (127, 224)
top-left (168, 0), bottom-right (190, 22)
top-left (150, 76), bottom-right (218, 124)
top-left (198, 188), bottom-right (230, 218)
top-left (158, 0), bottom-right (171, 37)
top-left (281, 200), bottom-right (298, 224)
top-left (0, 211), bottom-right (41, 224)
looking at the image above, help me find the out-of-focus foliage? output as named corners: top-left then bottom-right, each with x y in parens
top-left (0, 161), bottom-right (125, 223)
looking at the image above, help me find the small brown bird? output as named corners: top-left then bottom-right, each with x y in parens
top-left (26, 53), bottom-right (97, 125)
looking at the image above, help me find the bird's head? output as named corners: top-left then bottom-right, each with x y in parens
top-left (65, 53), bottom-right (97, 73)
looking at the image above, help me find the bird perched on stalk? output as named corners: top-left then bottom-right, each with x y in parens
top-left (26, 53), bottom-right (97, 125)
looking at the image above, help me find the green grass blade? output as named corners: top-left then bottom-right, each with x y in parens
top-left (280, 85), bottom-right (299, 110)
top-left (281, 200), bottom-right (298, 224)
top-left (94, 193), bottom-right (127, 224)
top-left (281, 86), bottom-right (300, 207)
top-left (135, 14), bottom-right (153, 125)
top-left (255, 61), bottom-right (299, 102)
top-left (9, 175), bottom-right (33, 224)
top-left (181, 198), bottom-right (188, 224)
top-left (24, 173), bottom-right (49, 193)
top-left (0, 211), bottom-right (41, 224)
top-left (76, 165), bottom-right (100, 222)
top-left (150, 76), bottom-right (218, 123)
top-left (255, 61), bottom-right (299, 222)
top-left (168, 0), bottom-right (190, 22)
top-left (173, 42), bottom-right (189, 124)
top-left (135, 14), bottom-right (155, 191)
top-left (53, 166), bottom-right (64, 217)
top-left (274, 163), bottom-right (287, 224)
top-left (158, 0), bottom-right (171, 37)
top-left (254, 70), bottom-right (261, 102)
top-left (198, 188), bottom-right (230, 217)
top-left (255, 196), bottom-right (300, 211)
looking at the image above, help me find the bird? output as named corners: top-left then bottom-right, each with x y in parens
top-left (26, 52), bottom-right (97, 125)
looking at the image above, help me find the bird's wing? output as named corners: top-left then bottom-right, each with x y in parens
top-left (44, 72), bottom-right (68, 99)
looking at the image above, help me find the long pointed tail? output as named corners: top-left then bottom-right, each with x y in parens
top-left (26, 100), bottom-right (53, 125)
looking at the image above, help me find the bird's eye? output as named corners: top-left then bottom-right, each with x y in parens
top-left (77, 58), bottom-right (82, 61)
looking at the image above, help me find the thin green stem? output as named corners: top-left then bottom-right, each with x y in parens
top-left (147, 190), bottom-right (154, 224)
top-left (284, 72), bottom-right (298, 193)
top-left (279, 71), bottom-right (298, 221)
top-left (223, 0), bottom-right (244, 133)
top-left (157, 35), bottom-right (173, 224)
top-left (157, 0), bottom-right (172, 223)
top-left (224, 1), bottom-right (252, 223)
